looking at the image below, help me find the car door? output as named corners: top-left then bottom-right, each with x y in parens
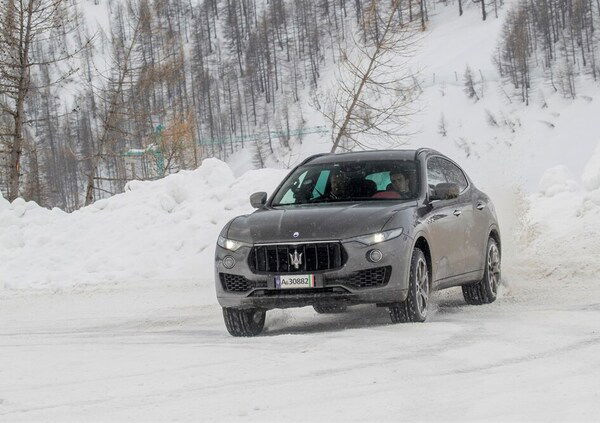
top-left (439, 159), bottom-right (475, 275)
top-left (425, 156), bottom-right (468, 281)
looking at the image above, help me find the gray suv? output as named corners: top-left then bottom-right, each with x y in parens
top-left (215, 149), bottom-right (501, 336)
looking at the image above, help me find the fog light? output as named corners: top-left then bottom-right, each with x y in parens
top-left (367, 249), bottom-right (383, 263)
top-left (223, 256), bottom-right (236, 269)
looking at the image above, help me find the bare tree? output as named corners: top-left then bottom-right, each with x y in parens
top-left (320, 0), bottom-right (419, 153)
top-left (84, 3), bottom-right (142, 205)
top-left (0, 0), bottom-right (79, 201)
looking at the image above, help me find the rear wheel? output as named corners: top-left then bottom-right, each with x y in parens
top-left (389, 248), bottom-right (429, 323)
top-left (313, 304), bottom-right (347, 314)
top-left (462, 237), bottom-right (500, 305)
top-left (222, 307), bottom-right (266, 337)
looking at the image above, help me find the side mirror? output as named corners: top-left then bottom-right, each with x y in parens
top-left (250, 191), bottom-right (268, 208)
top-left (430, 183), bottom-right (460, 201)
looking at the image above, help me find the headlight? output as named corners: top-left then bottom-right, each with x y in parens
top-left (217, 235), bottom-right (251, 251)
top-left (349, 228), bottom-right (404, 246)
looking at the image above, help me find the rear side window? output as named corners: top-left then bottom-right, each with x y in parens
top-left (426, 157), bottom-right (446, 187)
top-left (427, 157), bottom-right (468, 192)
top-left (366, 171), bottom-right (390, 191)
top-left (443, 161), bottom-right (468, 191)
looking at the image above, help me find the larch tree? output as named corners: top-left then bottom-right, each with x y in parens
top-left (0, 0), bottom-right (79, 201)
top-left (83, 1), bottom-right (143, 205)
top-left (319, 0), bottom-right (420, 153)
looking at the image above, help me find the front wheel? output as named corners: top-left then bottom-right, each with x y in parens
top-left (462, 237), bottom-right (500, 305)
top-left (389, 248), bottom-right (430, 323)
top-left (222, 307), bottom-right (266, 337)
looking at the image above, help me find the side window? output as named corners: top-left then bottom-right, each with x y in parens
top-left (442, 160), bottom-right (468, 192)
top-left (426, 157), bottom-right (446, 187)
top-left (427, 157), bottom-right (468, 193)
top-left (279, 171), bottom-right (307, 204)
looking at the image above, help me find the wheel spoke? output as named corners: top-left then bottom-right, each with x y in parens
top-left (415, 259), bottom-right (429, 314)
top-left (487, 244), bottom-right (500, 294)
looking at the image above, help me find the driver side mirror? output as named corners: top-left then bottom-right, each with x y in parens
top-left (430, 183), bottom-right (460, 201)
top-left (250, 191), bottom-right (268, 208)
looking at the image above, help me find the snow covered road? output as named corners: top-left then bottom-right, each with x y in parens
top-left (1, 277), bottom-right (599, 421)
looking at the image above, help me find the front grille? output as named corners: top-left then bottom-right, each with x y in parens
top-left (325, 266), bottom-right (391, 289)
top-left (220, 273), bottom-right (267, 292)
top-left (248, 242), bottom-right (346, 274)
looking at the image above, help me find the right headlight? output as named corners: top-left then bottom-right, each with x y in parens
top-left (348, 228), bottom-right (404, 246)
top-left (217, 235), bottom-right (251, 251)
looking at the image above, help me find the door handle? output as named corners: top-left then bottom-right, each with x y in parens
top-left (476, 202), bottom-right (486, 210)
top-left (453, 209), bottom-right (462, 216)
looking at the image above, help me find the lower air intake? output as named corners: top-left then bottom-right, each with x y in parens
top-left (325, 266), bottom-right (391, 289)
top-left (220, 273), bottom-right (267, 293)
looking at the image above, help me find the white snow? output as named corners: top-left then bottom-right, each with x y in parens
top-left (0, 274), bottom-right (599, 420)
top-left (582, 141), bottom-right (600, 192)
top-left (538, 165), bottom-right (579, 197)
top-left (0, 159), bottom-right (287, 293)
top-left (2, 3), bottom-right (600, 420)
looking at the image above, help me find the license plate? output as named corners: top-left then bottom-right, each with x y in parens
top-left (275, 274), bottom-right (315, 289)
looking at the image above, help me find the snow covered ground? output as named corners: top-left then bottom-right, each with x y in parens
top-left (1, 274), bottom-right (599, 421)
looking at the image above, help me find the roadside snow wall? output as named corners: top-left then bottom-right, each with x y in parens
top-left (514, 142), bottom-right (600, 282)
top-left (1, 146), bottom-right (600, 294)
top-left (0, 159), bottom-right (287, 293)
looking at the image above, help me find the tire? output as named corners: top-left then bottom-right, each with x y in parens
top-left (313, 304), bottom-right (347, 314)
top-left (389, 248), bottom-right (430, 323)
top-left (462, 237), bottom-right (501, 305)
top-left (222, 307), bottom-right (266, 337)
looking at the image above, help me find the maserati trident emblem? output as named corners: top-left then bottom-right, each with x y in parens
top-left (289, 250), bottom-right (303, 270)
top-left (293, 231), bottom-right (300, 238)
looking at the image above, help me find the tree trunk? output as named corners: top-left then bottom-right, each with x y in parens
top-left (7, 0), bottom-right (34, 201)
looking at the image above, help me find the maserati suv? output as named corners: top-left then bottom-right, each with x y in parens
top-left (215, 149), bottom-right (501, 336)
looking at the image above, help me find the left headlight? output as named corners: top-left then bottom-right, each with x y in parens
top-left (348, 228), bottom-right (404, 246)
top-left (217, 235), bottom-right (251, 251)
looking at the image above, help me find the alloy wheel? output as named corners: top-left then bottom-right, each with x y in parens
top-left (487, 243), bottom-right (501, 294)
top-left (416, 258), bottom-right (429, 316)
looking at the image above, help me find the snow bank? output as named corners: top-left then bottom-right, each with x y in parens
top-left (582, 141), bottom-right (600, 192)
top-left (3, 141), bottom-right (600, 295)
top-left (3, 144), bottom-right (600, 294)
top-left (516, 142), bottom-right (600, 282)
top-left (538, 165), bottom-right (578, 197)
top-left (0, 159), bottom-right (287, 293)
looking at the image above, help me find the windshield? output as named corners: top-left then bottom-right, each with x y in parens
top-left (271, 160), bottom-right (420, 206)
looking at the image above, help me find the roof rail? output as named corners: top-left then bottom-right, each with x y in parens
top-left (300, 152), bottom-right (330, 165)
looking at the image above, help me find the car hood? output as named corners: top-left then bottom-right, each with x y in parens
top-left (227, 202), bottom-right (413, 243)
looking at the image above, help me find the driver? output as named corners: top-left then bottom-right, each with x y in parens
top-left (372, 170), bottom-right (412, 199)
top-left (390, 171), bottom-right (410, 196)
top-left (329, 169), bottom-right (350, 199)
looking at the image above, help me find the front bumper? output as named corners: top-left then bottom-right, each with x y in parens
top-left (214, 234), bottom-right (413, 310)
